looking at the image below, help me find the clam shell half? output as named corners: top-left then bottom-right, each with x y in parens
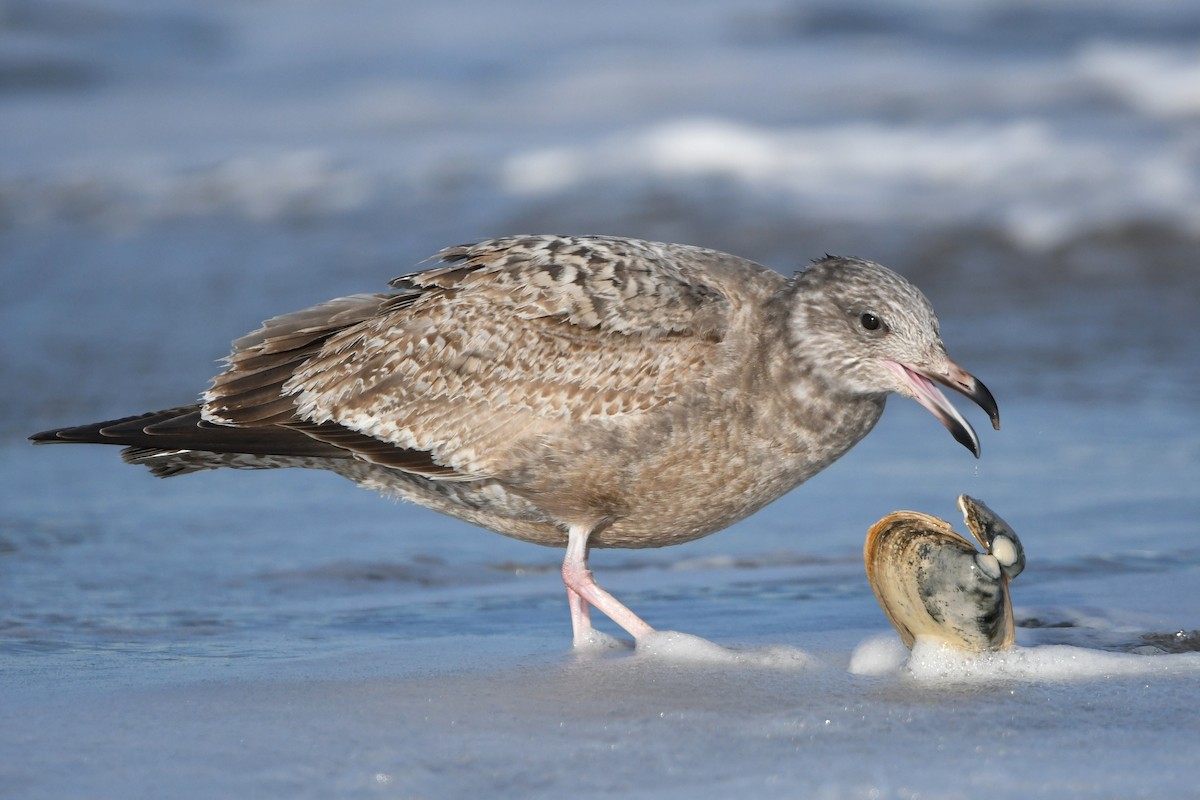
top-left (865, 495), bottom-right (1024, 652)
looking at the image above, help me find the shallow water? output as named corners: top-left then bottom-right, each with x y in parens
top-left (3, 1), bottom-right (1200, 798)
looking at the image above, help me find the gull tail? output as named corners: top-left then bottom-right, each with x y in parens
top-left (29, 405), bottom-right (351, 478)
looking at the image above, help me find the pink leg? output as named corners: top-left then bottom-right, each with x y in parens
top-left (567, 588), bottom-right (592, 642)
top-left (561, 523), bottom-right (654, 645)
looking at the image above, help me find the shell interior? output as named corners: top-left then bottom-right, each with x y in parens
top-left (865, 498), bottom-right (1020, 652)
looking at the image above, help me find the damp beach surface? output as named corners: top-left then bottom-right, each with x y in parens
top-left (3, 1), bottom-right (1199, 797)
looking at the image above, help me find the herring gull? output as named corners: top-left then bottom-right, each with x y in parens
top-left (31, 235), bottom-right (999, 645)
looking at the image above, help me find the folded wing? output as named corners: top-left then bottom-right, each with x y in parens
top-left (202, 235), bottom-right (732, 481)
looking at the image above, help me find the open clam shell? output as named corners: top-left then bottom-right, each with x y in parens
top-left (865, 495), bottom-right (1024, 652)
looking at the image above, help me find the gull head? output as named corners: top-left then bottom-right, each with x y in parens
top-left (788, 256), bottom-right (999, 457)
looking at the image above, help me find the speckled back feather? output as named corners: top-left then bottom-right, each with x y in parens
top-left (202, 235), bottom-right (741, 480)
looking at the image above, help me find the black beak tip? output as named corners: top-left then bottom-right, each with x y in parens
top-left (974, 379), bottom-right (1000, 431)
top-left (951, 425), bottom-right (982, 459)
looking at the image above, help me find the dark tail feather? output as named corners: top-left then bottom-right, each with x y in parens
top-left (30, 405), bottom-right (461, 480)
top-left (29, 405), bottom-right (351, 460)
top-left (30, 407), bottom-right (193, 446)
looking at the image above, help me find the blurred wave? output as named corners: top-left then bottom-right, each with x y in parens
top-left (3, 0), bottom-right (1199, 253)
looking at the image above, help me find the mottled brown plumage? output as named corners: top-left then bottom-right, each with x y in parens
top-left (31, 234), bottom-right (999, 645)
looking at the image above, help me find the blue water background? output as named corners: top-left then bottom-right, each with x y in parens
top-left (2, 2), bottom-right (1198, 798)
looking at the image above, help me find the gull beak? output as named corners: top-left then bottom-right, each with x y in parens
top-left (881, 359), bottom-right (1000, 458)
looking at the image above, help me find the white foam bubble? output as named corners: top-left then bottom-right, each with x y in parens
top-left (571, 628), bottom-right (629, 653)
top-left (905, 639), bottom-right (1200, 682)
top-left (848, 633), bottom-right (911, 676)
top-left (635, 630), bottom-right (813, 669)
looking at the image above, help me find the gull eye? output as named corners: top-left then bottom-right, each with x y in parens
top-left (860, 312), bottom-right (882, 331)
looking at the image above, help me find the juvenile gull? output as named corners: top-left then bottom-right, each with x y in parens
top-left (31, 235), bottom-right (999, 645)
